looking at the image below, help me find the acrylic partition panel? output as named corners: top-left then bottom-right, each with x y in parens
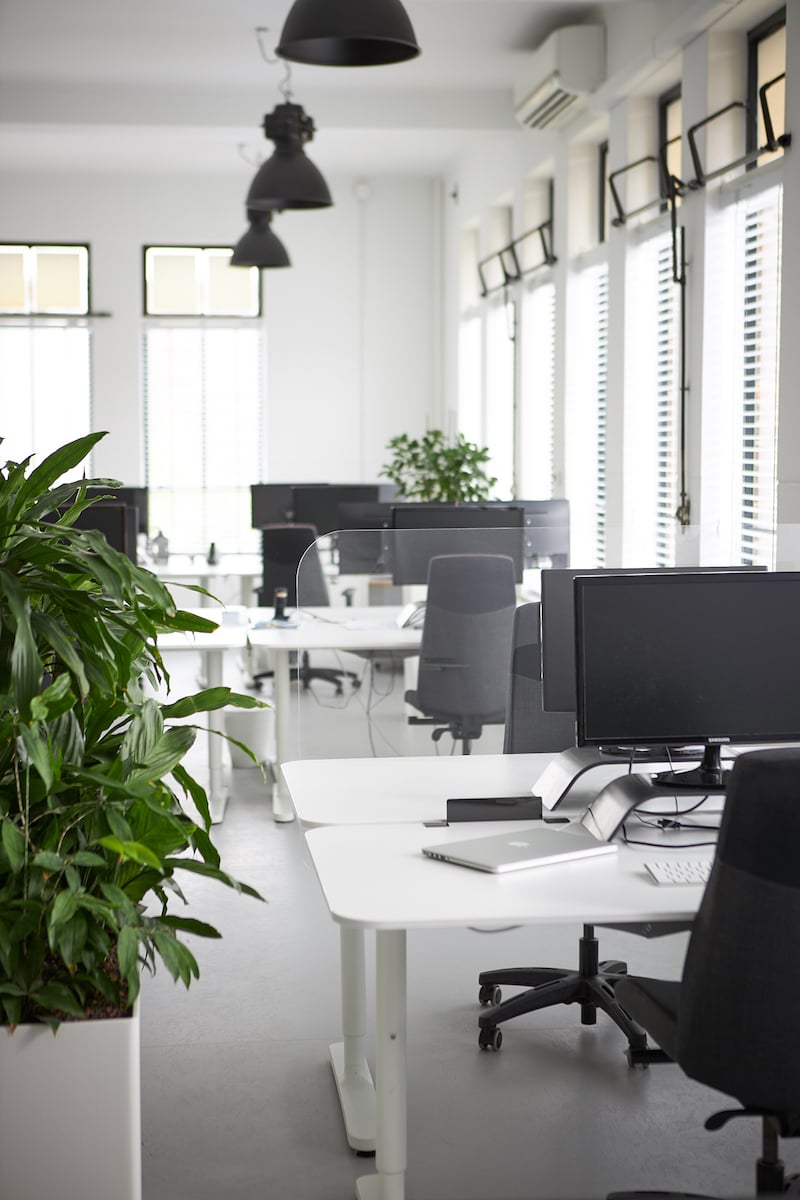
top-left (286, 526), bottom-right (533, 762)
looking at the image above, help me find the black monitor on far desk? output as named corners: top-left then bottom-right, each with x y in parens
top-left (83, 486), bottom-right (149, 537)
top-left (389, 503), bottom-right (525, 585)
top-left (250, 483), bottom-right (396, 536)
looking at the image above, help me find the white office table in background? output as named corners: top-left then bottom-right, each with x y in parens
top-left (248, 608), bottom-right (421, 821)
top-left (304, 817), bottom-right (711, 1200)
top-left (155, 620), bottom-right (250, 823)
top-left (150, 554), bottom-right (263, 607)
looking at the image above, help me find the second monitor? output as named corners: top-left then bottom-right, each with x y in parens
top-left (390, 503), bottom-right (525, 585)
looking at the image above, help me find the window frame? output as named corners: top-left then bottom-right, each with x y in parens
top-left (0, 243), bottom-right (91, 316)
top-left (142, 245), bottom-right (262, 319)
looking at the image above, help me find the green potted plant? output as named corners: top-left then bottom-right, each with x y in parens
top-left (382, 429), bottom-right (497, 503)
top-left (0, 432), bottom-right (264, 1199)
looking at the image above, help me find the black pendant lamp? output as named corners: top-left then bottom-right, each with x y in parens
top-left (276, 0), bottom-right (420, 67)
top-left (246, 102), bottom-right (333, 211)
top-left (231, 211), bottom-right (291, 269)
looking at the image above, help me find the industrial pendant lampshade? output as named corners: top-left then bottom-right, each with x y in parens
top-left (276, 0), bottom-right (421, 67)
top-left (246, 102), bottom-right (333, 211)
top-left (231, 211), bottom-right (291, 269)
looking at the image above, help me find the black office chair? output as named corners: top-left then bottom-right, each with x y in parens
top-left (404, 553), bottom-right (516, 754)
top-left (608, 747), bottom-right (800, 1197)
top-left (252, 523), bottom-right (359, 696)
top-left (477, 601), bottom-right (656, 1057)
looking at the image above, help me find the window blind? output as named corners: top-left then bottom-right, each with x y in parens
top-left (0, 326), bottom-right (92, 472)
top-left (519, 280), bottom-right (555, 499)
top-left (143, 325), bottom-right (264, 554)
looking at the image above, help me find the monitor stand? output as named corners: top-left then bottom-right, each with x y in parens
top-left (532, 744), bottom-right (706, 811)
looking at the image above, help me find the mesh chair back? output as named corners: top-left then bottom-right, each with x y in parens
top-left (259, 524), bottom-right (329, 607)
top-left (503, 602), bottom-right (576, 753)
top-left (676, 747), bottom-right (800, 1113)
top-left (415, 554), bottom-right (516, 722)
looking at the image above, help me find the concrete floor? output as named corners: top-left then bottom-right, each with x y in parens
top-left (139, 646), bottom-right (783, 1200)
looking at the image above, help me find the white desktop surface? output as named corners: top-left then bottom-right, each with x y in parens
top-left (248, 607), bottom-right (421, 821)
top-left (283, 752), bottom-right (551, 827)
top-left (284, 752), bottom-right (715, 1171)
top-left (303, 814), bottom-right (709, 1200)
top-left (306, 820), bottom-right (708, 931)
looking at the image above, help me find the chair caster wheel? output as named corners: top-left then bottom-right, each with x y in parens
top-left (478, 1027), bottom-right (503, 1051)
top-left (478, 984), bottom-right (502, 1006)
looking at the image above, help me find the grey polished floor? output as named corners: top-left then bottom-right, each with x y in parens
top-left (141, 648), bottom-right (779, 1200)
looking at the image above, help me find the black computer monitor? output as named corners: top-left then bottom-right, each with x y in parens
top-left (389, 503), bottom-right (525, 585)
top-left (84, 486), bottom-right (149, 536)
top-left (250, 483), bottom-right (310, 528)
top-left (73, 502), bottom-right (137, 563)
top-left (333, 502), bottom-right (393, 575)
top-left (540, 564), bottom-right (767, 715)
top-left (573, 570), bottom-right (800, 790)
top-left (292, 485), bottom-right (383, 536)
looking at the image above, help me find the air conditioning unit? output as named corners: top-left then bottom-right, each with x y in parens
top-left (514, 25), bottom-right (605, 131)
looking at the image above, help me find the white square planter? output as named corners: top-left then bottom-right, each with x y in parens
top-left (0, 1007), bottom-right (141, 1200)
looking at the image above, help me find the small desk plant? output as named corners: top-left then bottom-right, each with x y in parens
top-left (0, 432), bottom-right (264, 1198)
top-left (382, 429), bottom-right (497, 503)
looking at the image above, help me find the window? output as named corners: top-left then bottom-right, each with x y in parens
top-left (484, 299), bottom-right (515, 498)
top-left (0, 244), bottom-right (89, 315)
top-left (144, 246), bottom-right (260, 318)
top-left (143, 246), bottom-right (264, 553)
top-left (623, 229), bottom-right (679, 567)
top-left (518, 281), bottom-right (555, 499)
top-left (457, 226), bottom-right (483, 444)
top-left (565, 263), bottom-right (608, 566)
top-left (659, 86), bottom-right (682, 203)
top-left (735, 186), bottom-right (782, 566)
top-left (747, 8), bottom-right (786, 167)
top-left (0, 244), bottom-right (92, 470)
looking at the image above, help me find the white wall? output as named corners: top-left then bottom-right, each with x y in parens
top-left (0, 169), bottom-right (439, 485)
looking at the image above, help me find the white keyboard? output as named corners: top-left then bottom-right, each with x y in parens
top-left (644, 859), bottom-right (712, 886)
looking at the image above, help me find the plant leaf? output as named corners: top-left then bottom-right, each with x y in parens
top-left (1, 819), bottom-right (26, 873)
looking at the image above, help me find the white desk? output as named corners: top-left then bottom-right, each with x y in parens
top-left (248, 608), bottom-right (421, 822)
top-left (150, 554), bottom-right (263, 608)
top-left (283, 751), bottom-right (553, 827)
top-left (284, 753), bottom-right (552, 1151)
top-left (155, 620), bottom-right (250, 822)
top-left (283, 753), bottom-right (699, 1160)
top-left (304, 818), bottom-right (710, 1200)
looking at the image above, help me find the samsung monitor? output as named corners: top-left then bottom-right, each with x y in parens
top-left (574, 570), bottom-right (800, 790)
top-left (390, 503), bottom-right (525, 585)
top-left (540, 564), bottom-right (767, 715)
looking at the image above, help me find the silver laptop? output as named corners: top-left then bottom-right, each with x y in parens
top-left (421, 821), bottom-right (618, 874)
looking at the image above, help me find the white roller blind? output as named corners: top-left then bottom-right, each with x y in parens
top-left (143, 326), bottom-right (264, 554)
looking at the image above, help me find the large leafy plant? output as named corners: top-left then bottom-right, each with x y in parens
top-left (0, 433), bottom-right (263, 1029)
top-left (383, 430), bottom-right (497, 503)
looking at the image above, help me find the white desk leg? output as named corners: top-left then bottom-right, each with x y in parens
top-left (205, 647), bottom-right (228, 824)
top-left (330, 927), bottom-right (376, 1153)
top-left (357, 930), bottom-right (406, 1200)
top-left (271, 648), bottom-right (295, 823)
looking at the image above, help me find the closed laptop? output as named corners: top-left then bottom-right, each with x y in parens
top-left (421, 822), bottom-right (618, 874)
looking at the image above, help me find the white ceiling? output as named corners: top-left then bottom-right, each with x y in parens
top-left (0, 0), bottom-right (618, 177)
